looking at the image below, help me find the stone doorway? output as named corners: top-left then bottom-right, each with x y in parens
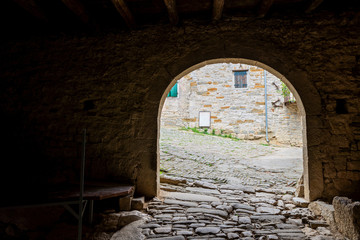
top-left (137, 60), bottom-right (339, 239)
top-left (159, 61), bottom-right (304, 190)
top-left (157, 59), bottom-right (311, 199)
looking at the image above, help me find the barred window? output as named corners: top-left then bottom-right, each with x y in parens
top-left (233, 70), bottom-right (248, 88)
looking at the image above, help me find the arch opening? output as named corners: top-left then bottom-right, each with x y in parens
top-left (157, 58), bottom-right (312, 200)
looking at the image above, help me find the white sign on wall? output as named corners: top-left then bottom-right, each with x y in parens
top-left (199, 111), bottom-right (211, 128)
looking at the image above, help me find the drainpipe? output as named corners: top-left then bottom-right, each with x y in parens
top-left (264, 70), bottom-right (270, 143)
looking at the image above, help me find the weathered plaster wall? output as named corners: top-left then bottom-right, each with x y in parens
top-left (0, 12), bottom-right (359, 202)
top-left (161, 63), bottom-right (302, 146)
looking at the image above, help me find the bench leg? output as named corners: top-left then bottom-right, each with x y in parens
top-left (89, 200), bottom-right (94, 224)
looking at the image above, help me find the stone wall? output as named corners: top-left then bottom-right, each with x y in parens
top-left (161, 63), bottom-right (302, 146)
top-left (0, 11), bottom-right (359, 202)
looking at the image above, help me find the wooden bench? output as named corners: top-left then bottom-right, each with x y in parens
top-left (49, 182), bottom-right (135, 223)
top-left (0, 130), bottom-right (133, 240)
top-left (1, 182), bottom-right (135, 224)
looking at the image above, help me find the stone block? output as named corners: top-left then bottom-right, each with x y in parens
top-left (295, 175), bottom-right (304, 198)
top-left (308, 220), bottom-right (329, 229)
top-left (110, 220), bottom-right (145, 240)
top-left (131, 196), bottom-right (145, 210)
top-left (347, 161), bottom-right (360, 171)
top-left (292, 197), bottom-right (309, 207)
top-left (119, 195), bottom-right (133, 211)
top-left (160, 175), bottom-right (187, 185)
top-left (333, 196), bottom-right (360, 239)
top-left (193, 180), bottom-right (217, 189)
top-left (308, 200), bottom-right (335, 229)
top-left (323, 163), bottom-right (337, 178)
top-left (117, 210), bottom-right (149, 228)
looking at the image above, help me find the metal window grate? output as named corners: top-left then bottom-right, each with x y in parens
top-left (234, 71), bottom-right (247, 88)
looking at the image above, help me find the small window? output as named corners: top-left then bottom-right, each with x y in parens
top-left (167, 82), bottom-right (178, 97)
top-left (233, 70), bottom-right (248, 88)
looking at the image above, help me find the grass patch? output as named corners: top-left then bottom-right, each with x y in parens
top-left (180, 127), bottom-right (241, 141)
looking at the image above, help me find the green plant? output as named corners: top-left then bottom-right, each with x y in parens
top-left (189, 127), bottom-right (200, 133)
top-left (279, 82), bottom-right (290, 97)
top-left (179, 126), bottom-right (241, 141)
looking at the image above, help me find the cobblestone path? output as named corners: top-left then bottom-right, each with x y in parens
top-left (159, 127), bottom-right (303, 189)
top-left (141, 180), bottom-right (336, 240)
top-left (137, 127), bottom-right (338, 239)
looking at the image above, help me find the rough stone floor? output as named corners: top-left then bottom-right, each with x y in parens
top-left (159, 127), bottom-right (303, 188)
top-left (137, 127), bottom-right (339, 239)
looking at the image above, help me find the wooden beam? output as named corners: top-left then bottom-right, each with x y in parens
top-left (212, 0), bottom-right (225, 21)
top-left (61, 0), bottom-right (89, 24)
top-left (12, 0), bottom-right (47, 21)
top-left (305, 0), bottom-right (324, 13)
top-left (111, 0), bottom-right (136, 29)
top-left (257, 0), bottom-right (274, 18)
top-left (164, 0), bottom-right (179, 25)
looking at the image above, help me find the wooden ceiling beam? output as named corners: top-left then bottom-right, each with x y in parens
top-left (12, 0), bottom-right (47, 21)
top-left (61, 0), bottom-right (89, 24)
top-left (212, 0), bottom-right (225, 21)
top-left (164, 0), bottom-right (179, 25)
top-left (111, 0), bottom-right (136, 29)
top-left (257, 0), bottom-right (274, 18)
top-left (305, 0), bottom-right (324, 13)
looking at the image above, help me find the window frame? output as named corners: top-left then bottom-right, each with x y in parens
top-left (233, 70), bottom-right (248, 89)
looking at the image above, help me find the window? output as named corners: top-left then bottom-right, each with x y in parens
top-left (233, 70), bottom-right (248, 88)
top-left (167, 82), bottom-right (178, 97)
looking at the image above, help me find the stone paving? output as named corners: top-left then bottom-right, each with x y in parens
top-left (140, 179), bottom-right (338, 240)
top-left (137, 127), bottom-right (339, 239)
top-left (159, 127), bottom-right (303, 188)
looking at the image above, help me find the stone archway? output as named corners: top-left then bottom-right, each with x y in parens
top-left (157, 58), bottom-right (322, 201)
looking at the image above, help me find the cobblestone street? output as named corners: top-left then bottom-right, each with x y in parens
top-left (133, 127), bottom-right (340, 239)
top-left (159, 127), bottom-right (303, 189)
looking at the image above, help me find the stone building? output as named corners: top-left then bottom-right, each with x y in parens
top-left (161, 63), bottom-right (302, 146)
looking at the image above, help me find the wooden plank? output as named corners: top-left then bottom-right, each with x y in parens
top-left (48, 184), bottom-right (135, 201)
top-left (83, 185), bottom-right (135, 200)
top-left (257, 0), bottom-right (274, 18)
top-left (61, 0), bottom-right (89, 24)
top-left (12, 0), bottom-right (47, 21)
top-left (111, 0), bottom-right (136, 29)
top-left (305, 0), bottom-right (324, 13)
top-left (164, 0), bottom-right (179, 25)
top-left (212, 0), bottom-right (225, 21)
